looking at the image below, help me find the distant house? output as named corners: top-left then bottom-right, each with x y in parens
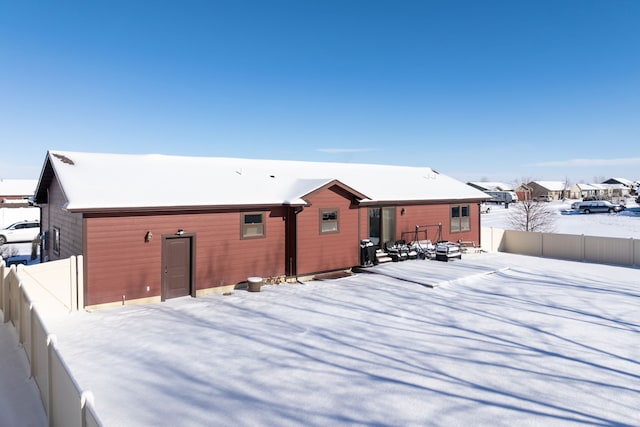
top-left (570, 183), bottom-right (630, 200)
top-left (467, 181), bottom-right (514, 192)
top-left (570, 183), bottom-right (602, 200)
top-left (601, 183), bottom-right (630, 198)
top-left (526, 181), bottom-right (569, 201)
top-left (35, 151), bottom-right (489, 309)
top-left (602, 177), bottom-right (634, 188)
top-left (0, 179), bottom-right (38, 205)
top-left (514, 183), bottom-right (532, 201)
top-left (600, 178), bottom-right (633, 198)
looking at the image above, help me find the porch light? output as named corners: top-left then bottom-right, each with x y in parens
top-left (176, 229), bottom-right (184, 236)
top-left (144, 231), bottom-right (153, 242)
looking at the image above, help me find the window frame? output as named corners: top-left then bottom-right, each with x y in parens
top-left (240, 212), bottom-right (266, 239)
top-left (53, 226), bottom-right (61, 255)
top-left (319, 208), bottom-right (340, 234)
top-left (450, 204), bottom-right (471, 233)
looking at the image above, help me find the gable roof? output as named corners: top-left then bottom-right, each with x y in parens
top-left (529, 181), bottom-right (567, 192)
top-left (602, 177), bottom-right (634, 186)
top-left (573, 183), bottom-right (599, 191)
top-left (36, 151), bottom-right (489, 212)
top-left (467, 181), bottom-right (514, 191)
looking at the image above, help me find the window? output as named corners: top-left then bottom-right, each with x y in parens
top-left (320, 208), bottom-right (339, 234)
top-left (450, 205), bottom-right (470, 233)
top-left (241, 213), bottom-right (265, 239)
top-left (53, 226), bottom-right (61, 255)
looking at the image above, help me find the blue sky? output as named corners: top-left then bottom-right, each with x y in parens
top-left (1, 0), bottom-right (639, 184)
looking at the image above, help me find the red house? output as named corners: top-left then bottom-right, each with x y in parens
top-left (35, 151), bottom-right (488, 309)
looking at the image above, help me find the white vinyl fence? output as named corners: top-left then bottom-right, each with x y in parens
top-left (1, 258), bottom-right (101, 427)
top-left (482, 227), bottom-right (640, 266)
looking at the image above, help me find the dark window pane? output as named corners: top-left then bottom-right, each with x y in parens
top-left (244, 214), bottom-right (263, 224)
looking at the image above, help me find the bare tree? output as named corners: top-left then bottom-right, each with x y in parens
top-left (507, 199), bottom-right (556, 232)
top-left (562, 176), bottom-right (570, 201)
top-left (1, 244), bottom-right (19, 261)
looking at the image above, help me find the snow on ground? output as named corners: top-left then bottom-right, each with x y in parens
top-left (2, 199), bottom-right (639, 426)
top-left (39, 253), bottom-right (639, 427)
top-left (481, 199), bottom-right (640, 239)
top-left (0, 322), bottom-right (47, 427)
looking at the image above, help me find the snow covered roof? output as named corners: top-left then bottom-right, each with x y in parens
top-left (574, 183), bottom-right (599, 191)
top-left (602, 177), bottom-right (634, 186)
top-left (0, 179), bottom-right (38, 197)
top-left (467, 181), bottom-right (513, 191)
top-left (530, 181), bottom-right (567, 192)
top-left (36, 151), bottom-right (489, 211)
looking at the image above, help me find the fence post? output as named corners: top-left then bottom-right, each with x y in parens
top-left (1, 262), bottom-right (5, 323)
top-left (77, 255), bottom-right (84, 311)
top-left (81, 390), bottom-right (95, 427)
top-left (69, 256), bottom-right (77, 312)
top-left (47, 334), bottom-right (57, 427)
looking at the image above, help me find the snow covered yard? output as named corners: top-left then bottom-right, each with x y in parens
top-left (481, 199), bottom-right (640, 239)
top-left (44, 253), bottom-right (639, 427)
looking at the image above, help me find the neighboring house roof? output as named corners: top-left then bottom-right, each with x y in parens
top-left (467, 181), bottom-right (514, 191)
top-left (573, 183), bottom-right (596, 191)
top-left (602, 177), bottom-right (634, 186)
top-left (35, 151), bottom-right (489, 212)
top-left (0, 179), bottom-right (38, 197)
top-left (529, 181), bottom-right (567, 192)
top-left (600, 183), bottom-right (627, 191)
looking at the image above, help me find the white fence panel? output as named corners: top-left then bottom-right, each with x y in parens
top-left (31, 311), bottom-right (51, 418)
top-left (482, 227), bottom-right (639, 267)
top-left (584, 235), bottom-right (634, 266)
top-left (0, 263), bottom-right (6, 322)
top-left (9, 269), bottom-right (21, 328)
top-left (49, 339), bottom-right (83, 427)
top-left (504, 230), bottom-right (542, 256)
top-left (20, 289), bottom-right (33, 362)
top-left (17, 256), bottom-right (83, 315)
top-left (481, 227), bottom-right (506, 252)
top-left (543, 233), bottom-right (584, 261)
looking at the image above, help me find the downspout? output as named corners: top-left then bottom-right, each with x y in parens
top-left (477, 202), bottom-right (482, 248)
top-left (291, 206), bottom-right (304, 281)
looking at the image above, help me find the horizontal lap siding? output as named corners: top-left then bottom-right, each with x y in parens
top-left (296, 187), bottom-right (359, 275)
top-left (85, 209), bottom-right (286, 306)
top-left (395, 203), bottom-right (481, 243)
top-left (43, 177), bottom-right (83, 261)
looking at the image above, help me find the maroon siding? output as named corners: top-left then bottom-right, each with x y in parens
top-left (358, 203), bottom-right (482, 245)
top-left (84, 209), bottom-right (286, 306)
top-left (296, 186), bottom-right (359, 275)
top-left (396, 203), bottom-right (481, 243)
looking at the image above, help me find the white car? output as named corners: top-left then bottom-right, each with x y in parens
top-left (0, 220), bottom-right (40, 245)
